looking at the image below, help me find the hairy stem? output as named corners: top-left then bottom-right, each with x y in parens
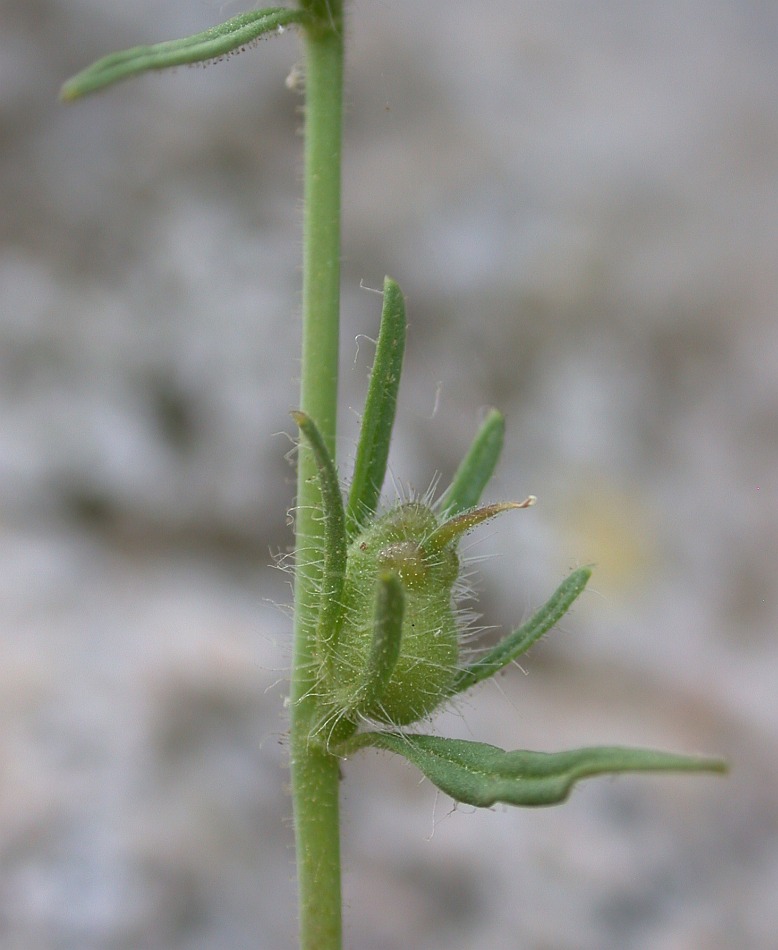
top-left (289, 3), bottom-right (345, 949)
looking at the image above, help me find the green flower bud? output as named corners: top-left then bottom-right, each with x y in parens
top-left (329, 498), bottom-right (533, 725)
top-left (331, 503), bottom-right (459, 724)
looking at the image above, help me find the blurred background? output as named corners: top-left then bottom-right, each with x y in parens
top-left (2, 1), bottom-right (777, 947)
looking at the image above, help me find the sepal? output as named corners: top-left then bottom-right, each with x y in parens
top-left (347, 277), bottom-right (407, 534)
top-left (345, 571), bottom-right (405, 717)
top-left (292, 411), bottom-right (348, 655)
top-left (424, 498), bottom-right (534, 556)
top-left (449, 567), bottom-right (591, 696)
top-left (438, 409), bottom-right (506, 516)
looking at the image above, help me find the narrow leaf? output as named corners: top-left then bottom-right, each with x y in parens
top-left (347, 277), bottom-right (407, 534)
top-left (349, 572), bottom-right (405, 716)
top-left (449, 567), bottom-right (591, 695)
top-left (292, 411), bottom-right (348, 651)
top-left (340, 732), bottom-right (727, 808)
top-left (437, 409), bottom-right (505, 516)
top-left (61, 8), bottom-right (310, 101)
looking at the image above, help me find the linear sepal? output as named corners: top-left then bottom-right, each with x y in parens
top-left (345, 571), bottom-right (405, 718)
top-left (292, 411), bottom-right (348, 656)
top-left (449, 567), bottom-right (591, 696)
top-left (424, 497), bottom-right (535, 557)
top-left (347, 277), bottom-right (407, 534)
top-left (437, 409), bottom-right (506, 517)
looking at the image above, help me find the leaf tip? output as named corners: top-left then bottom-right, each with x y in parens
top-left (381, 275), bottom-right (404, 309)
top-left (59, 81), bottom-right (80, 103)
top-left (576, 564), bottom-right (594, 584)
top-left (700, 756), bottom-right (729, 775)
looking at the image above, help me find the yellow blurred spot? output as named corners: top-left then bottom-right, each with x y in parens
top-left (561, 477), bottom-right (657, 594)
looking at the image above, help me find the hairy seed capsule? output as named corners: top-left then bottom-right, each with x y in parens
top-left (332, 503), bottom-right (460, 725)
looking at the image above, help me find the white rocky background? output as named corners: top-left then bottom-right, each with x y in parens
top-left (2, 1), bottom-right (777, 947)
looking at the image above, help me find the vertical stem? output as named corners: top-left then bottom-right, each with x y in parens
top-left (290, 3), bottom-right (345, 949)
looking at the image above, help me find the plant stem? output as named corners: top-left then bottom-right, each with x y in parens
top-left (289, 3), bottom-right (345, 949)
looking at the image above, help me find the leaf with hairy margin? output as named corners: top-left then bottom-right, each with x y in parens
top-left (61, 8), bottom-right (309, 100)
top-left (339, 732), bottom-right (727, 808)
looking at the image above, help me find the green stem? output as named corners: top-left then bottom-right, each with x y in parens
top-left (289, 3), bottom-right (345, 949)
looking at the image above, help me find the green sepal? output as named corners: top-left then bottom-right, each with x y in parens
top-left (60, 7), bottom-right (310, 101)
top-left (338, 732), bottom-right (727, 808)
top-left (347, 277), bottom-right (407, 535)
top-left (424, 498), bottom-right (535, 557)
top-left (449, 567), bottom-right (592, 696)
top-left (437, 409), bottom-right (505, 516)
top-left (292, 411), bottom-right (348, 655)
top-left (347, 572), bottom-right (405, 717)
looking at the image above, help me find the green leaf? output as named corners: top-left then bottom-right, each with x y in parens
top-left (60, 8), bottom-right (310, 101)
top-left (437, 409), bottom-right (505, 516)
top-left (348, 572), bottom-right (405, 716)
top-left (347, 277), bottom-right (407, 534)
top-left (449, 567), bottom-right (592, 695)
top-left (339, 732), bottom-right (727, 808)
top-left (292, 411), bottom-right (348, 652)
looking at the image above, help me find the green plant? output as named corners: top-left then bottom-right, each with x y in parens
top-left (62, 6), bottom-right (726, 948)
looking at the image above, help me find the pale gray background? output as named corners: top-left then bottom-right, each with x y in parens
top-left (2, 2), bottom-right (777, 948)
